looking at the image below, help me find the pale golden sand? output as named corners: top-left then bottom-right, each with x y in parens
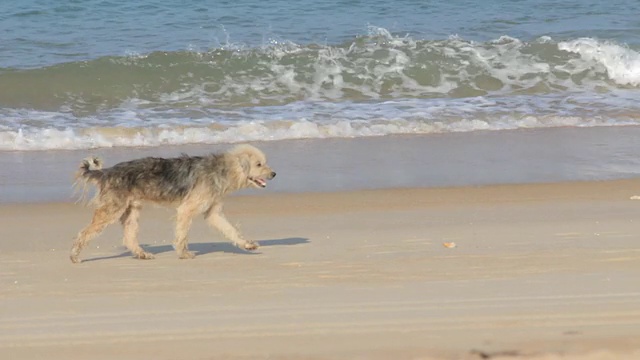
top-left (1, 180), bottom-right (640, 359)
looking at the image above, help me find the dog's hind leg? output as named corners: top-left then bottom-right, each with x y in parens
top-left (120, 201), bottom-right (154, 260)
top-left (205, 203), bottom-right (259, 251)
top-left (70, 201), bottom-right (127, 264)
top-left (173, 202), bottom-right (199, 259)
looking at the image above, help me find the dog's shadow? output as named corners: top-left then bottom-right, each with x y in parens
top-left (83, 237), bottom-right (309, 263)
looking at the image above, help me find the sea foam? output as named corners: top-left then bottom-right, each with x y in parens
top-left (1, 31), bottom-right (640, 151)
top-left (558, 38), bottom-right (640, 86)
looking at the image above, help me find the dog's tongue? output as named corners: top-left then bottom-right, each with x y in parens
top-left (256, 178), bottom-right (266, 187)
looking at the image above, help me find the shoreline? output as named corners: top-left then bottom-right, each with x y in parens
top-left (2, 179), bottom-right (640, 359)
top-left (3, 126), bottom-right (640, 203)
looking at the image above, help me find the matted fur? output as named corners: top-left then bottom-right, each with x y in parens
top-left (70, 144), bottom-right (276, 263)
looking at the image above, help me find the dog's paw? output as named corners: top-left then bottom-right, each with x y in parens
top-left (178, 251), bottom-right (196, 259)
top-left (70, 255), bottom-right (82, 264)
top-left (243, 242), bottom-right (259, 251)
top-left (135, 252), bottom-right (155, 260)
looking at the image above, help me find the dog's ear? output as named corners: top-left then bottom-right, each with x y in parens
top-left (229, 144), bottom-right (258, 176)
top-left (237, 153), bottom-right (251, 175)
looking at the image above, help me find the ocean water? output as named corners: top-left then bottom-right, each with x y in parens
top-left (1, 0), bottom-right (639, 151)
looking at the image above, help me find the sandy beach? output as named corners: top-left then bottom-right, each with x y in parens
top-left (1, 178), bottom-right (640, 359)
top-left (3, 0), bottom-right (640, 358)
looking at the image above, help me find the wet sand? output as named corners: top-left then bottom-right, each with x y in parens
top-left (3, 126), bottom-right (640, 203)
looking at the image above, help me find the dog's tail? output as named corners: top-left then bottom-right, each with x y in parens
top-left (77, 156), bottom-right (104, 182)
top-left (73, 157), bottom-right (104, 203)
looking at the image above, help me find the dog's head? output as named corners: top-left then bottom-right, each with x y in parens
top-left (228, 144), bottom-right (276, 189)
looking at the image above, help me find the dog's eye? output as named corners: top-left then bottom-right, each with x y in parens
top-left (256, 162), bottom-right (262, 167)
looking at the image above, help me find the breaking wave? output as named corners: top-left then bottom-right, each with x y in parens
top-left (1, 28), bottom-right (639, 150)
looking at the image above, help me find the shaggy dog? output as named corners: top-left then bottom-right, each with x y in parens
top-left (70, 144), bottom-right (276, 263)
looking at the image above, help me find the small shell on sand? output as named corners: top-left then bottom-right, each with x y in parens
top-left (443, 242), bottom-right (456, 248)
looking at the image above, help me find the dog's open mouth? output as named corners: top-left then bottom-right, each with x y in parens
top-left (250, 177), bottom-right (267, 188)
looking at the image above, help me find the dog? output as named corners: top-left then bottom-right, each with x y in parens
top-left (70, 144), bottom-right (276, 263)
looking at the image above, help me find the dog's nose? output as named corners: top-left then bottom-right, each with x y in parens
top-left (270, 171), bottom-right (276, 179)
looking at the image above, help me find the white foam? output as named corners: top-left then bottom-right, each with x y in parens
top-left (97, 33), bottom-right (639, 110)
top-left (3, 83), bottom-right (640, 151)
top-left (559, 38), bottom-right (640, 86)
top-left (3, 32), bottom-right (640, 151)
top-left (2, 109), bottom-right (638, 151)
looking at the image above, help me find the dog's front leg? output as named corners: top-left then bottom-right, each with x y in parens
top-left (174, 203), bottom-right (199, 259)
top-left (204, 204), bottom-right (258, 250)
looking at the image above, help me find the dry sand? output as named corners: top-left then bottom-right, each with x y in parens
top-left (1, 180), bottom-right (640, 359)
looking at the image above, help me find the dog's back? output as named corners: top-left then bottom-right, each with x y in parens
top-left (75, 154), bottom-right (231, 203)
